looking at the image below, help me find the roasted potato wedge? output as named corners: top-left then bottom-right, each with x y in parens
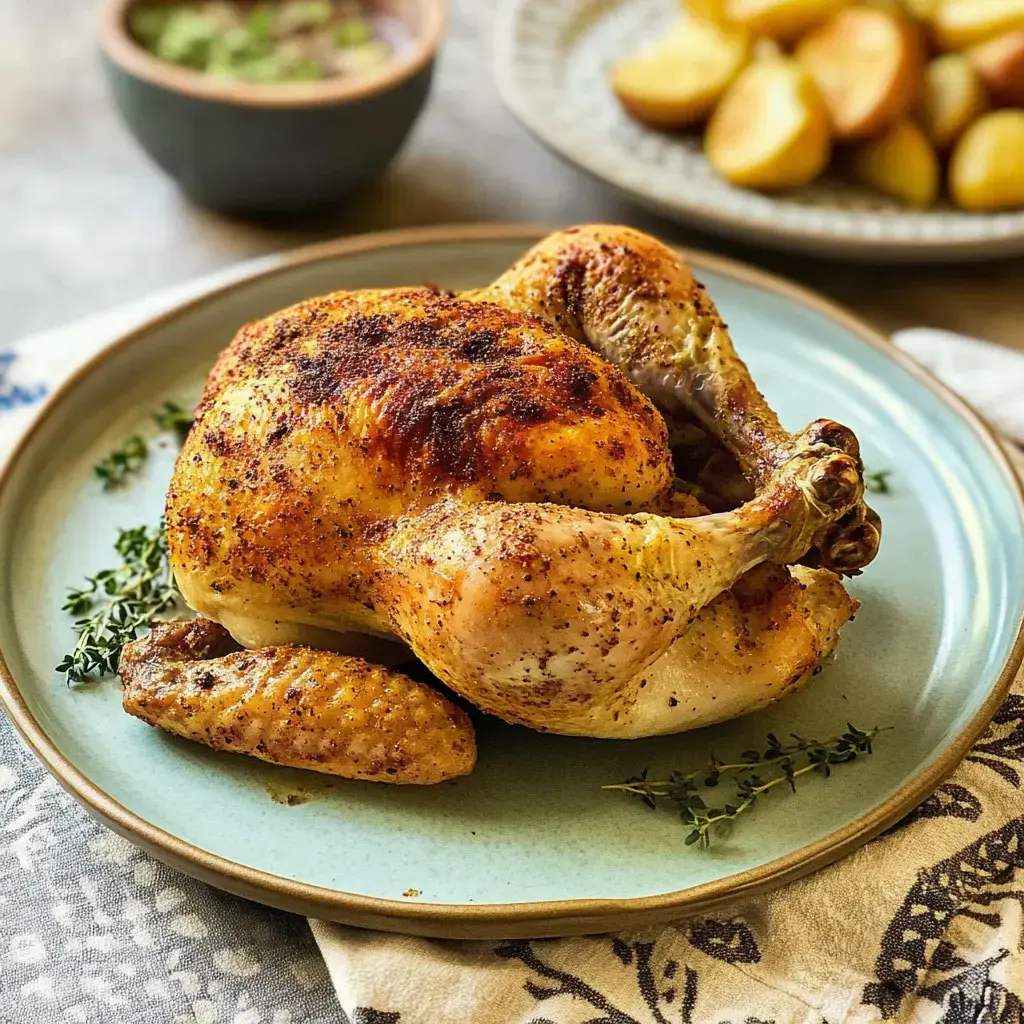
top-left (611, 17), bottom-right (751, 129)
top-left (968, 31), bottom-right (1024, 105)
top-left (949, 109), bottom-right (1024, 210)
top-left (862, 0), bottom-right (905, 15)
top-left (796, 6), bottom-right (924, 141)
top-left (725, 0), bottom-right (844, 43)
top-left (917, 54), bottom-right (990, 149)
top-left (848, 119), bottom-right (940, 206)
top-left (705, 57), bottom-right (831, 188)
top-left (932, 0), bottom-right (1024, 51)
top-left (753, 36), bottom-right (786, 59)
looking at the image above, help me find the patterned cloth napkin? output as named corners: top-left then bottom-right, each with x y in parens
top-left (1, 294), bottom-right (1022, 1024)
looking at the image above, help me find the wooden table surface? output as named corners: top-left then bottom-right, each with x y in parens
top-left (3, 0), bottom-right (1022, 349)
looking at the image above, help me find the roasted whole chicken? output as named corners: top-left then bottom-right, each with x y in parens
top-left (121, 226), bottom-right (880, 784)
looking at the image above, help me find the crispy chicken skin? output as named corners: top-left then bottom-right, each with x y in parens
top-left (470, 225), bottom-right (881, 572)
top-left (372, 455), bottom-right (860, 736)
top-left (121, 619), bottom-right (475, 784)
top-left (135, 224), bottom-right (875, 758)
top-left (615, 565), bottom-right (858, 738)
top-left (169, 286), bottom-right (673, 648)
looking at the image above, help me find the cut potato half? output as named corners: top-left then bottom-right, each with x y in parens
top-left (950, 109), bottom-right (1024, 210)
top-left (705, 58), bottom-right (831, 189)
top-left (796, 6), bottom-right (924, 141)
top-left (725, 0), bottom-right (844, 43)
top-left (917, 54), bottom-right (989, 149)
top-left (969, 31), bottom-right (1024, 105)
top-left (848, 119), bottom-right (940, 206)
top-left (932, 0), bottom-right (1024, 51)
top-left (611, 17), bottom-right (751, 129)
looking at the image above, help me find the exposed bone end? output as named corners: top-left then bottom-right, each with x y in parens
top-left (802, 418), bottom-right (862, 462)
top-left (809, 450), bottom-right (863, 513)
top-left (788, 419), bottom-right (881, 574)
top-left (757, 446), bottom-right (865, 569)
top-left (805, 505), bottom-right (883, 575)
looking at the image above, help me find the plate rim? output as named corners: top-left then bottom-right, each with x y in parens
top-left (491, 0), bottom-right (1024, 262)
top-left (1, 221), bottom-right (1022, 939)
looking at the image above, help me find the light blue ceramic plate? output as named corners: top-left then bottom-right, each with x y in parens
top-left (1, 226), bottom-right (1022, 939)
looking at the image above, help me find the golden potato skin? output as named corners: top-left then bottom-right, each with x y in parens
top-left (932, 0), bottom-right (1024, 51)
top-left (121, 619), bottom-right (476, 785)
top-left (705, 58), bottom-right (831, 189)
top-left (611, 17), bottom-right (750, 129)
top-left (849, 119), bottom-right (940, 206)
top-left (917, 54), bottom-right (990, 150)
top-left (683, 0), bottom-right (729, 19)
top-left (796, 6), bottom-right (924, 141)
top-left (950, 109), bottom-right (1024, 211)
top-left (969, 31), bottom-right (1024, 105)
top-left (726, 0), bottom-right (844, 42)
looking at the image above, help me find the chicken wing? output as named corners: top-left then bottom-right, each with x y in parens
top-left (120, 619), bottom-right (476, 784)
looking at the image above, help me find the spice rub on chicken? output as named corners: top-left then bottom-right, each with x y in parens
top-left (122, 225), bottom-right (878, 782)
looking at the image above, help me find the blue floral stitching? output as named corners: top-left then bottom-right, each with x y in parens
top-left (0, 352), bottom-right (47, 412)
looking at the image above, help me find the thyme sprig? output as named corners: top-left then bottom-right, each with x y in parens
top-left (864, 469), bottom-right (892, 494)
top-left (604, 724), bottom-right (882, 847)
top-left (67, 400), bottom-right (194, 681)
top-left (56, 521), bottom-right (181, 684)
top-left (153, 400), bottom-right (194, 439)
top-left (94, 434), bottom-right (148, 490)
top-left (93, 402), bottom-right (194, 490)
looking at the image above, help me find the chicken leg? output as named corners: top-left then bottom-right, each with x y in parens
top-left (467, 225), bottom-right (881, 573)
top-left (373, 444), bottom-right (859, 731)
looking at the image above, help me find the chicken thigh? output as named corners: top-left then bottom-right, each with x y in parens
top-left (124, 226), bottom-right (876, 776)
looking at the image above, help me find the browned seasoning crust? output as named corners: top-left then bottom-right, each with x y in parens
top-left (472, 225), bottom-right (880, 574)
top-left (160, 224), bottom-right (872, 743)
top-left (168, 286), bottom-right (674, 642)
top-left (371, 454), bottom-right (859, 737)
top-left (120, 619), bottom-right (476, 785)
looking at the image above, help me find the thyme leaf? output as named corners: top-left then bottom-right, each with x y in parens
top-left (93, 434), bottom-right (148, 490)
top-left (864, 469), bottom-right (892, 494)
top-left (152, 400), bottom-right (194, 438)
top-left (56, 521), bottom-right (181, 684)
top-left (604, 723), bottom-right (883, 847)
top-left (92, 402), bottom-right (193, 490)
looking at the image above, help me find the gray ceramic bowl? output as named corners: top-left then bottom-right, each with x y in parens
top-left (100, 0), bottom-right (445, 216)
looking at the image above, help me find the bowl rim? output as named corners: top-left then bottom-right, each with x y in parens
top-left (99, 0), bottom-right (446, 109)
top-left (1, 222), bottom-right (1023, 939)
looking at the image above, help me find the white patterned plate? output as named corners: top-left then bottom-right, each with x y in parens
top-left (494, 0), bottom-right (1024, 261)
